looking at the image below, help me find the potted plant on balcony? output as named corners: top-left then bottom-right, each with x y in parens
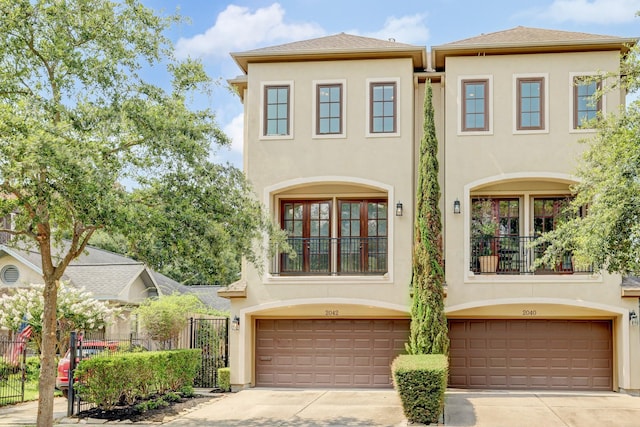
top-left (472, 198), bottom-right (499, 273)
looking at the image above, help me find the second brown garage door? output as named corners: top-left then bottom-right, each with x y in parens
top-left (449, 319), bottom-right (613, 390)
top-left (255, 318), bottom-right (409, 388)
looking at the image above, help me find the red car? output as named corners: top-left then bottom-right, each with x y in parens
top-left (56, 340), bottom-right (118, 398)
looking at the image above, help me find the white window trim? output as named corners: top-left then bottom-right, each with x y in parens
top-left (569, 72), bottom-right (605, 134)
top-left (259, 80), bottom-right (294, 140)
top-left (312, 79), bottom-right (347, 139)
top-left (457, 75), bottom-right (494, 136)
top-left (365, 77), bottom-right (400, 138)
top-left (512, 73), bottom-right (549, 135)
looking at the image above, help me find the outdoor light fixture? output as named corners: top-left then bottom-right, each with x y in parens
top-left (395, 201), bottom-right (403, 217)
top-left (232, 315), bottom-right (240, 331)
top-left (630, 310), bottom-right (639, 326)
top-left (453, 199), bottom-right (461, 214)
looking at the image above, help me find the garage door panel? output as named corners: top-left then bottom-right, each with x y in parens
top-left (449, 319), bottom-right (612, 391)
top-left (256, 319), bottom-right (409, 388)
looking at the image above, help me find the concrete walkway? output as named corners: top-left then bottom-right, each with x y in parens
top-left (163, 388), bottom-right (640, 427)
top-left (1, 388), bottom-right (639, 426)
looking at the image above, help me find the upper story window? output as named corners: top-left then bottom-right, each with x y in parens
top-left (462, 79), bottom-right (489, 132)
top-left (573, 77), bottom-right (601, 130)
top-left (368, 80), bottom-right (398, 135)
top-left (274, 198), bottom-right (388, 276)
top-left (316, 83), bottom-right (343, 135)
top-left (263, 84), bottom-right (291, 137)
top-left (517, 77), bottom-right (545, 131)
top-left (514, 75), bottom-right (548, 132)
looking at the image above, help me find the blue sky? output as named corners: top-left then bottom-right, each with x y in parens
top-left (141, 0), bottom-right (640, 167)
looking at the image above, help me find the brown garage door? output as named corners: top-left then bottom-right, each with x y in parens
top-left (449, 319), bottom-right (613, 390)
top-left (255, 318), bottom-right (409, 388)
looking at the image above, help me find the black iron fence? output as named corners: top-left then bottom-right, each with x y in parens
top-left (471, 235), bottom-right (593, 275)
top-left (272, 236), bottom-right (388, 276)
top-left (66, 332), bottom-right (153, 416)
top-left (189, 317), bottom-right (228, 389)
top-left (0, 336), bottom-right (27, 406)
top-left (67, 319), bottom-right (229, 416)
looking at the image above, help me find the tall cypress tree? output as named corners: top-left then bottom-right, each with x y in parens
top-left (406, 80), bottom-right (449, 355)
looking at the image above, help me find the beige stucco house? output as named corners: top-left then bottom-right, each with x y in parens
top-left (223, 27), bottom-right (639, 393)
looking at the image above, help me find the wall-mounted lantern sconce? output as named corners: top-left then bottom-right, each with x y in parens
top-left (453, 199), bottom-right (461, 214)
top-left (630, 310), bottom-right (639, 326)
top-left (232, 315), bottom-right (240, 331)
top-left (395, 201), bottom-right (403, 217)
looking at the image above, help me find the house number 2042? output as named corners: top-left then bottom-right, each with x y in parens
top-left (325, 309), bottom-right (339, 316)
top-left (522, 309), bottom-right (537, 316)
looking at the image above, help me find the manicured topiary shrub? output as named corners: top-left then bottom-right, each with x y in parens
top-left (392, 354), bottom-right (448, 425)
top-left (217, 367), bottom-right (230, 392)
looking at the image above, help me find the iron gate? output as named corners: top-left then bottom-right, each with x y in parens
top-left (189, 317), bottom-right (228, 389)
top-left (0, 336), bottom-right (27, 406)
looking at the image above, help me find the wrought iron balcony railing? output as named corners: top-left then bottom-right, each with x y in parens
top-left (271, 236), bottom-right (387, 276)
top-left (471, 235), bottom-right (593, 275)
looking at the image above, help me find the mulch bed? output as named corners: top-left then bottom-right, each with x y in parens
top-left (77, 393), bottom-right (220, 422)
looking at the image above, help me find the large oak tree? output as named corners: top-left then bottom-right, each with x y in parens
top-left (0, 1), bottom-right (260, 424)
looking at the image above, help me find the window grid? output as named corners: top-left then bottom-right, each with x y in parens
top-left (462, 80), bottom-right (489, 131)
top-left (317, 84), bottom-right (342, 135)
top-left (264, 85), bottom-right (289, 136)
top-left (517, 77), bottom-right (544, 130)
top-left (370, 82), bottom-right (396, 133)
top-left (574, 78), bottom-right (601, 129)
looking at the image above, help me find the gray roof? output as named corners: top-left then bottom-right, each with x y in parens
top-left (0, 242), bottom-right (229, 310)
top-left (231, 32), bottom-right (426, 73)
top-left (621, 276), bottom-right (640, 288)
top-left (150, 271), bottom-right (230, 312)
top-left (432, 26), bottom-right (637, 70)
top-left (440, 26), bottom-right (629, 47)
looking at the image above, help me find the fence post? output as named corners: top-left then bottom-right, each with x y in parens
top-left (66, 331), bottom-right (76, 417)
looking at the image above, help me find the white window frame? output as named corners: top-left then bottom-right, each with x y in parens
top-left (569, 72), bottom-right (605, 134)
top-left (457, 75), bottom-right (494, 136)
top-left (512, 73), bottom-right (549, 134)
top-left (260, 80), bottom-right (294, 140)
top-left (312, 79), bottom-right (347, 139)
top-left (365, 77), bottom-right (400, 138)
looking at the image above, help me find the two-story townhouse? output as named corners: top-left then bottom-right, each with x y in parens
top-left (437, 27), bottom-right (637, 392)
top-left (223, 33), bottom-right (426, 389)
top-left (223, 27), bottom-right (639, 393)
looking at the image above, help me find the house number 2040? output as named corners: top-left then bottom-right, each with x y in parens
top-left (522, 309), bottom-right (537, 316)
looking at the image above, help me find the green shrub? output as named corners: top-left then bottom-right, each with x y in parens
top-left (217, 367), bottom-right (230, 392)
top-left (392, 354), bottom-right (448, 425)
top-left (24, 357), bottom-right (40, 382)
top-left (74, 349), bottom-right (201, 410)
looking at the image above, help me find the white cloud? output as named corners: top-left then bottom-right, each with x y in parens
top-left (362, 14), bottom-right (429, 45)
top-left (539, 0), bottom-right (640, 24)
top-left (223, 113), bottom-right (244, 155)
top-left (175, 3), bottom-right (325, 58)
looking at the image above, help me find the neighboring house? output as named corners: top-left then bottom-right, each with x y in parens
top-left (0, 243), bottom-right (230, 337)
top-left (223, 27), bottom-right (640, 393)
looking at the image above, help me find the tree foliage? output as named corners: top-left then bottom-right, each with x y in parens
top-left (0, 282), bottom-right (119, 355)
top-left (89, 162), bottom-right (283, 286)
top-left (406, 81), bottom-right (449, 355)
top-left (135, 293), bottom-right (204, 350)
top-left (537, 41), bottom-right (640, 275)
top-left (0, 1), bottom-right (239, 424)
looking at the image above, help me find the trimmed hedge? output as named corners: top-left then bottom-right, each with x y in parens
top-left (217, 367), bottom-right (230, 392)
top-left (74, 349), bottom-right (201, 410)
top-left (392, 354), bottom-right (448, 425)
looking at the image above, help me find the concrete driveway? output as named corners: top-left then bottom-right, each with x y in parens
top-left (165, 388), bottom-right (640, 427)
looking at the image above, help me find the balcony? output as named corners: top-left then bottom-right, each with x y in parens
top-left (271, 236), bottom-right (387, 276)
top-left (470, 236), bottom-right (593, 275)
